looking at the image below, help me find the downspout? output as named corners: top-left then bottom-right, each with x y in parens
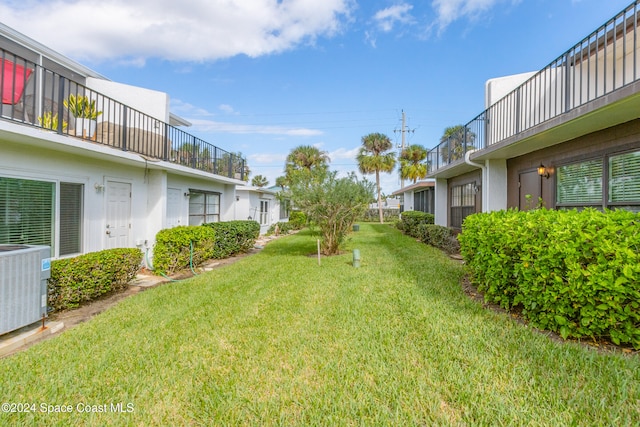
top-left (464, 149), bottom-right (486, 212)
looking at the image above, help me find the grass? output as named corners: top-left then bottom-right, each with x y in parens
top-left (1, 224), bottom-right (638, 426)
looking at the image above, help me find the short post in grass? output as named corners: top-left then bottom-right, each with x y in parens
top-left (317, 239), bottom-right (321, 266)
top-left (353, 249), bottom-right (361, 268)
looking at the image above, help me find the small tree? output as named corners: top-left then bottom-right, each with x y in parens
top-left (289, 169), bottom-right (374, 255)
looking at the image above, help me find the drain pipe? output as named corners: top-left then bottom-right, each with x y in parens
top-left (464, 149), bottom-right (486, 211)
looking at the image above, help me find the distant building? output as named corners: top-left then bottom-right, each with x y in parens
top-left (391, 181), bottom-right (435, 213)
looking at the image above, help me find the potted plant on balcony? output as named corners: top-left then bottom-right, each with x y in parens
top-left (64, 94), bottom-right (102, 138)
top-left (38, 111), bottom-right (68, 131)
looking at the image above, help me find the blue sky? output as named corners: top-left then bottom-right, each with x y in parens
top-left (0, 0), bottom-right (633, 194)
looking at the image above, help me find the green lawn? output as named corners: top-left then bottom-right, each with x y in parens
top-left (1, 224), bottom-right (638, 426)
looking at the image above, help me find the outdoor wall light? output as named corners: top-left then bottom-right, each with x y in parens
top-left (94, 182), bottom-right (105, 192)
top-left (537, 164), bottom-right (550, 179)
top-left (236, 195), bottom-right (240, 201)
top-left (184, 192), bottom-right (191, 198)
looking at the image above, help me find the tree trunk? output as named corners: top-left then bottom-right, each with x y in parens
top-left (376, 170), bottom-right (383, 224)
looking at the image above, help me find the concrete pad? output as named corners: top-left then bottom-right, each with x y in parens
top-left (0, 321), bottom-right (64, 358)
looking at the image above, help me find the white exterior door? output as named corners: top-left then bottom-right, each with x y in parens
top-left (105, 181), bottom-right (132, 249)
top-left (166, 187), bottom-right (182, 228)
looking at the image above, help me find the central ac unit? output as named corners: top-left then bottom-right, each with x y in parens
top-left (0, 245), bottom-right (51, 335)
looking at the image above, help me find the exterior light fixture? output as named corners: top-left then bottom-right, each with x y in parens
top-left (537, 164), bottom-right (549, 179)
top-left (184, 192), bottom-right (191, 197)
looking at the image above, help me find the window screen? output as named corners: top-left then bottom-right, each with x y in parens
top-left (609, 150), bottom-right (640, 203)
top-left (0, 177), bottom-right (54, 247)
top-left (556, 160), bottom-right (603, 205)
top-left (59, 182), bottom-right (83, 255)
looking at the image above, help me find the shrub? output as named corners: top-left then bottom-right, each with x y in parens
top-left (416, 224), bottom-right (460, 254)
top-left (359, 209), bottom-right (400, 222)
top-left (204, 220), bottom-right (260, 258)
top-left (48, 248), bottom-right (142, 312)
top-left (267, 221), bottom-right (295, 235)
top-left (288, 210), bottom-right (307, 229)
top-left (399, 210), bottom-right (434, 237)
top-left (459, 208), bottom-right (640, 349)
top-left (153, 225), bottom-right (216, 274)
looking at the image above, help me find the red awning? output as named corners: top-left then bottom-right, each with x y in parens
top-left (1, 58), bottom-right (33, 105)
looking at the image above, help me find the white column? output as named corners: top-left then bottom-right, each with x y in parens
top-left (434, 178), bottom-right (448, 226)
top-left (484, 159), bottom-right (507, 212)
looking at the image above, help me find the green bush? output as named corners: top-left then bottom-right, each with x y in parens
top-left (204, 220), bottom-right (260, 258)
top-left (267, 221), bottom-right (295, 235)
top-left (416, 224), bottom-right (460, 254)
top-left (48, 248), bottom-right (142, 312)
top-left (153, 225), bottom-right (216, 274)
top-left (359, 208), bottom-right (400, 222)
top-left (399, 211), bottom-right (434, 237)
top-left (288, 210), bottom-right (307, 229)
top-left (459, 208), bottom-right (640, 349)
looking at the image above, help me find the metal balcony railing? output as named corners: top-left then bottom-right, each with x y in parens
top-left (0, 49), bottom-right (246, 180)
top-left (427, 1), bottom-right (640, 173)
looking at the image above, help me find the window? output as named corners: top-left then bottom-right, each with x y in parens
top-left (0, 178), bottom-right (84, 257)
top-left (279, 199), bottom-right (290, 220)
top-left (609, 150), bottom-right (640, 212)
top-left (556, 149), bottom-right (640, 212)
top-left (450, 183), bottom-right (476, 228)
top-left (188, 191), bottom-right (220, 225)
top-left (259, 200), bottom-right (269, 225)
top-left (0, 177), bottom-right (55, 249)
top-left (414, 189), bottom-right (434, 213)
top-left (59, 183), bottom-right (83, 255)
top-left (556, 159), bottom-right (603, 208)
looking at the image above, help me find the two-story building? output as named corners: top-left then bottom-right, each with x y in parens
top-left (428, 1), bottom-right (640, 228)
top-left (0, 23), bottom-right (247, 259)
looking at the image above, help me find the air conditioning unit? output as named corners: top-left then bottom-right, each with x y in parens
top-left (0, 245), bottom-right (51, 335)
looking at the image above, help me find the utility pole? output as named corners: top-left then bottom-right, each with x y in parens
top-left (394, 110), bottom-right (415, 189)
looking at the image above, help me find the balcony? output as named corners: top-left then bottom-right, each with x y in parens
top-left (427, 2), bottom-right (640, 177)
top-left (0, 48), bottom-right (246, 181)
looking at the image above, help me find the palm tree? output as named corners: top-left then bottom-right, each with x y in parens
top-left (284, 145), bottom-right (330, 187)
top-left (440, 125), bottom-right (476, 163)
top-left (357, 132), bottom-right (396, 224)
top-left (400, 144), bottom-right (428, 184)
top-left (251, 175), bottom-right (269, 188)
top-left (285, 145), bottom-right (330, 175)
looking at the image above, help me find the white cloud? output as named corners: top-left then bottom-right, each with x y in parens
top-left (218, 104), bottom-right (237, 114)
top-left (430, 0), bottom-right (521, 34)
top-left (329, 146), bottom-right (360, 161)
top-left (249, 153), bottom-right (287, 164)
top-left (0, 0), bottom-right (355, 64)
top-left (373, 3), bottom-right (414, 32)
top-left (189, 118), bottom-right (323, 136)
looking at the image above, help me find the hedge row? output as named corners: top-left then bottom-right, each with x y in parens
top-left (459, 208), bottom-right (640, 349)
top-left (359, 208), bottom-right (400, 222)
top-left (204, 220), bottom-right (260, 258)
top-left (153, 220), bottom-right (259, 274)
top-left (48, 248), bottom-right (142, 312)
top-left (396, 210), bottom-right (434, 236)
top-left (415, 224), bottom-right (460, 254)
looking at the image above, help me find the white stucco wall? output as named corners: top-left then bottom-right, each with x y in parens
top-left (86, 77), bottom-right (170, 123)
top-left (485, 71), bottom-right (536, 108)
